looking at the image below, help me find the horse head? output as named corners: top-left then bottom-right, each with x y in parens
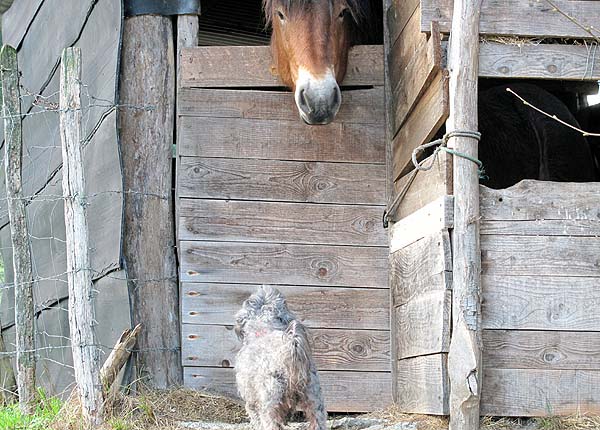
top-left (263, 0), bottom-right (372, 125)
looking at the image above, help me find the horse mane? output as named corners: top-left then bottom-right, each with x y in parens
top-left (262, 0), bottom-right (373, 31)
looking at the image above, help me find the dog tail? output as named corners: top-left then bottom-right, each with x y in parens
top-left (286, 320), bottom-right (312, 391)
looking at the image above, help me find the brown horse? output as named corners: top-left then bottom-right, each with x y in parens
top-left (263, 0), bottom-right (376, 125)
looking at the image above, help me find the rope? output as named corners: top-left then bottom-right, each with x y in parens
top-left (383, 130), bottom-right (484, 228)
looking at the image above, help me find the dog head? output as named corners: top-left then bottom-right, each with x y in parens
top-left (234, 285), bottom-right (295, 341)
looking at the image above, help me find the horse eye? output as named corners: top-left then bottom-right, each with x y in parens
top-left (338, 8), bottom-right (348, 19)
top-left (277, 10), bottom-right (286, 21)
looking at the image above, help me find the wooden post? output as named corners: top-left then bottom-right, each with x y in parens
top-left (177, 15), bottom-right (199, 54)
top-left (119, 15), bottom-right (181, 388)
top-left (1, 44), bottom-right (36, 415)
top-left (59, 47), bottom-right (104, 427)
top-left (446, 1), bottom-right (483, 430)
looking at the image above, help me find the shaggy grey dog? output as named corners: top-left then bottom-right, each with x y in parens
top-left (234, 285), bottom-right (327, 430)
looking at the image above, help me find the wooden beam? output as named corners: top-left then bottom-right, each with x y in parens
top-left (421, 0), bottom-right (600, 39)
top-left (59, 47), bottom-right (104, 426)
top-left (1, 44), bottom-right (36, 415)
top-left (445, 0), bottom-right (483, 428)
top-left (181, 324), bottom-right (390, 372)
top-left (396, 354), bottom-right (449, 415)
top-left (181, 283), bottom-right (389, 330)
top-left (119, 15), bottom-right (181, 388)
top-left (183, 367), bottom-right (392, 412)
top-left (479, 42), bottom-right (600, 81)
top-left (179, 45), bottom-right (384, 88)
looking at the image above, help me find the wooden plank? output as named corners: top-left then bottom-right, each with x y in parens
top-left (178, 117), bottom-right (385, 164)
top-left (177, 157), bottom-right (386, 205)
top-left (180, 241), bottom-right (388, 287)
top-left (59, 47), bottom-right (103, 425)
top-left (392, 152), bottom-right (452, 220)
top-left (390, 230), bottom-right (452, 305)
top-left (387, 0), bottom-right (420, 47)
top-left (481, 219), bottom-right (600, 237)
top-left (395, 290), bottom-right (451, 359)
top-left (392, 71), bottom-right (449, 180)
top-left (421, 0), bottom-right (600, 39)
top-left (181, 283), bottom-right (389, 330)
top-left (482, 274), bottom-right (600, 331)
top-left (177, 87), bottom-right (385, 125)
top-left (183, 367), bottom-right (392, 412)
top-left (178, 200), bottom-right (386, 247)
top-left (390, 11), bottom-right (442, 133)
top-left (389, 195), bottom-right (453, 252)
top-left (1, 0), bottom-right (43, 48)
top-left (481, 368), bottom-right (600, 417)
top-left (481, 235), bottom-right (600, 277)
top-left (479, 42), bottom-right (600, 81)
top-left (180, 45), bottom-right (384, 88)
top-left (396, 354), bottom-right (449, 415)
top-left (480, 180), bottom-right (600, 221)
top-left (483, 330), bottom-right (600, 371)
top-left (181, 324), bottom-right (390, 372)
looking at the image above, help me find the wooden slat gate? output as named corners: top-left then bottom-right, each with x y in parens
top-left (176, 45), bottom-right (392, 412)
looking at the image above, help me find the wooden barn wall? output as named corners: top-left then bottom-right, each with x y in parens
top-left (0, 0), bottom-right (129, 397)
top-left (480, 181), bottom-right (600, 417)
top-left (177, 45), bottom-right (391, 412)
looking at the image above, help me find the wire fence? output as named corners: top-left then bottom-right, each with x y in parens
top-left (0, 44), bottom-right (179, 421)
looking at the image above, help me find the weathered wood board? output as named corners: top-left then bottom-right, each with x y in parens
top-left (178, 87), bottom-right (385, 124)
top-left (479, 42), bottom-right (600, 81)
top-left (482, 275), bottom-right (600, 332)
top-left (178, 116), bottom-right (384, 163)
top-left (481, 368), bottom-right (600, 416)
top-left (395, 354), bottom-right (449, 415)
top-left (178, 157), bottom-right (386, 205)
top-left (180, 241), bottom-right (388, 287)
top-left (421, 0), bottom-right (600, 39)
top-left (179, 199), bottom-right (386, 247)
top-left (181, 283), bottom-right (389, 330)
top-left (181, 324), bottom-right (390, 372)
top-left (391, 71), bottom-right (449, 181)
top-left (180, 45), bottom-right (384, 88)
top-left (483, 330), bottom-right (600, 371)
top-left (183, 367), bottom-right (392, 412)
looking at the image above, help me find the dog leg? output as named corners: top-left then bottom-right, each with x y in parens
top-left (245, 402), bottom-right (262, 430)
top-left (301, 370), bottom-right (327, 430)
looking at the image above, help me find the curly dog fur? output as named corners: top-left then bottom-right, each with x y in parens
top-left (234, 286), bottom-right (327, 430)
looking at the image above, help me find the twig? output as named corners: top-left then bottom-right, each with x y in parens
top-left (543, 0), bottom-right (600, 44)
top-left (506, 87), bottom-right (600, 138)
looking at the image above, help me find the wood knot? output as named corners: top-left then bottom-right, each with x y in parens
top-left (318, 267), bottom-right (328, 277)
top-left (221, 359), bottom-right (231, 367)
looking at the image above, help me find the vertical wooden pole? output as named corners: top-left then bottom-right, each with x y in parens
top-left (59, 47), bottom-right (104, 427)
top-left (119, 15), bottom-right (181, 388)
top-left (446, 1), bottom-right (483, 430)
top-left (1, 44), bottom-right (36, 414)
top-left (177, 15), bottom-right (199, 54)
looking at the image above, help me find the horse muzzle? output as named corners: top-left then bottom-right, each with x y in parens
top-left (294, 68), bottom-right (342, 125)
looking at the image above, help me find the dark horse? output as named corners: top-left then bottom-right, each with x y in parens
top-left (479, 83), bottom-right (598, 188)
top-left (262, 0), bottom-right (379, 125)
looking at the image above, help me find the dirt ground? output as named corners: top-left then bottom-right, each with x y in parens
top-left (49, 388), bottom-right (600, 430)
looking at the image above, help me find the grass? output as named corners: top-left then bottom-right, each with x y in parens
top-left (0, 389), bottom-right (62, 430)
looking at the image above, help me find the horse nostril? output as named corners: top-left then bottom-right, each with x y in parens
top-left (299, 89), bottom-right (311, 113)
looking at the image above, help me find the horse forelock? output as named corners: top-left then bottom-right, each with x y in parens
top-left (262, 0), bottom-right (372, 28)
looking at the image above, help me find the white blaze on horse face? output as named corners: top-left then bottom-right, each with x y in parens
top-left (294, 66), bottom-right (342, 125)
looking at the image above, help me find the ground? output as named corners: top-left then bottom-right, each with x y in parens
top-left (41, 388), bottom-right (600, 430)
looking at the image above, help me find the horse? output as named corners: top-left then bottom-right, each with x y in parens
top-left (262, 0), bottom-right (379, 125)
top-left (478, 83), bottom-right (598, 189)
